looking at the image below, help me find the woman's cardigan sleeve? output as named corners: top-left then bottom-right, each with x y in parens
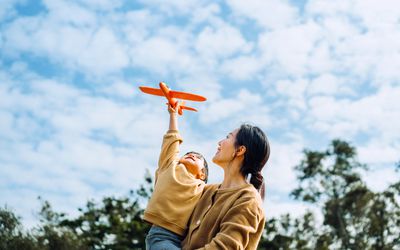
top-left (196, 196), bottom-right (265, 250)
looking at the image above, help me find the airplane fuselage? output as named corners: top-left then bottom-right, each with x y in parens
top-left (159, 82), bottom-right (178, 108)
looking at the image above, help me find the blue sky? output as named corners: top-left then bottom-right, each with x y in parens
top-left (1, 0), bottom-right (399, 227)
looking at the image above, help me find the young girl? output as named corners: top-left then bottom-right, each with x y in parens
top-left (144, 104), bottom-right (208, 250)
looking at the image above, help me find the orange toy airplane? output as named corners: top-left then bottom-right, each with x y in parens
top-left (139, 82), bottom-right (207, 115)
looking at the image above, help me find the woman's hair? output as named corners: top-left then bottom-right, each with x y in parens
top-left (234, 124), bottom-right (270, 199)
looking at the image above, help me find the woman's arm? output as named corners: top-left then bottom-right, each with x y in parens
top-left (195, 197), bottom-right (265, 250)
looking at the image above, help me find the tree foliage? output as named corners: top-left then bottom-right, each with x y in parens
top-left (1, 141), bottom-right (399, 250)
top-left (0, 171), bottom-right (153, 250)
top-left (0, 206), bottom-right (37, 250)
top-left (260, 139), bottom-right (400, 250)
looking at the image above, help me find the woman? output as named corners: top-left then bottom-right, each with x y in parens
top-left (182, 124), bottom-right (270, 249)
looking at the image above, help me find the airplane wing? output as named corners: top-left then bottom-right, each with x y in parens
top-left (139, 85), bottom-right (207, 102)
top-left (139, 86), bottom-right (165, 97)
top-left (170, 90), bottom-right (207, 102)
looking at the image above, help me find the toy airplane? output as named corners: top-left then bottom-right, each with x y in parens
top-left (139, 82), bottom-right (207, 115)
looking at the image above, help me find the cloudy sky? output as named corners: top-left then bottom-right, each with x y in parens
top-left (1, 0), bottom-right (399, 227)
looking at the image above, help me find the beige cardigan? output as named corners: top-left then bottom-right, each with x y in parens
top-left (182, 183), bottom-right (265, 250)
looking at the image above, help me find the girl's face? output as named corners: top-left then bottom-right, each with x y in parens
top-left (179, 152), bottom-right (206, 181)
top-left (212, 129), bottom-right (238, 165)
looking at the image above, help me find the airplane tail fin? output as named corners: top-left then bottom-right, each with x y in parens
top-left (181, 106), bottom-right (198, 112)
top-left (176, 100), bottom-right (198, 115)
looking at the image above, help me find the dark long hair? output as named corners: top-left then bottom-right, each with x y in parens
top-left (234, 124), bottom-right (270, 199)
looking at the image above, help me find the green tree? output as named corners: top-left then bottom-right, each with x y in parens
top-left (0, 206), bottom-right (37, 250)
top-left (260, 212), bottom-right (322, 250)
top-left (259, 140), bottom-right (399, 250)
top-left (1, 171), bottom-right (154, 250)
top-left (365, 162), bottom-right (400, 250)
top-left (288, 139), bottom-right (399, 249)
top-left (57, 172), bottom-right (153, 249)
top-left (2, 149), bottom-right (398, 250)
top-left (290, 140), bottom-right (370, 248)
top-left (33, 198), bottom-right (90, 250)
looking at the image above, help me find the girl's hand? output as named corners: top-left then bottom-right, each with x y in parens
top-left (168, 103), bottom-right (177, 114)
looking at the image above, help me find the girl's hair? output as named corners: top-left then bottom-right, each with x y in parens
top-left (234, 124), bottom-right (270, 199)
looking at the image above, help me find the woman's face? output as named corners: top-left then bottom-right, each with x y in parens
top-left (212, 128), bottom-right (239, 165)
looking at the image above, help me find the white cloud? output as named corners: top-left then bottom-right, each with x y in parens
top-left (251, 0), bottom-right (400, 85)
top-left (43, 0), bottom-right (98, 26)
top-left (173, 74), bottom-right (222, 102)
top-left (100, 80), bottom-right (137, 99)
top-left (195, 23), bottom-right (252, 59)
top-left (0, 72), bottom-right (165, 227)
top-left (333, 30), bottom-right (400, 85)
top-left (308, 86), bottom-right (400, 141)
top-left (200, 97), bottom-right (243, 123)
top-left (76, 0), bottom-right (124, 11)
top-left (2, 0), bottom-right (400, 229)
top-left (358, 141), bottom-right (400, 166)
top-left (308, 45), bottom-right (334, 76)
top-left (353, 0), bottom-right (400, 30)
top-left (0, 187), bottom-right (47, 228)
top-left (307, 74), bottom-right (341, 96)
top-left (199, 89), bottom-right (271, 127)
top-left (2, 16), bottom-right (40, 55)
top-left (3, 2), bottom-right (129, 76)
top-left (264, 140), bottom-right (304, 193)
top-left (361, 166), bottom-right (400, 192)
top-left (0, 110), bottom-right (16, 141)
top-left (258, 21), bottom-right (322, 76)
top-left (274, 78), bottom-right (308, 113)
top-left (79, 27), bottom-right (129, 73)
top-left (137, 0), bottom-right (201, 16)
top-left (221, 55), bottom-right (263, 81)
top-left (130, 36), bottom-right (192, 76)
top-left (265, 199), bottom-right (318, 220)
top-left (305, 0), bottom-right (353, 17)
top-left (0, 0), bottom-right (20, 22)
top-left (123, 10), bottom-right (162, 44)
top-left (320, 16), bottom-right (361, 41)
top-left (305, 0), bottom-right (400, 86)
top-left (190, 3), bottom-right (221, 25)
top-left (228, 0), bottom-right (299, 30)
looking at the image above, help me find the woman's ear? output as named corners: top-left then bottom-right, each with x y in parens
top-left (236, 145), bottom-right (246, 156)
